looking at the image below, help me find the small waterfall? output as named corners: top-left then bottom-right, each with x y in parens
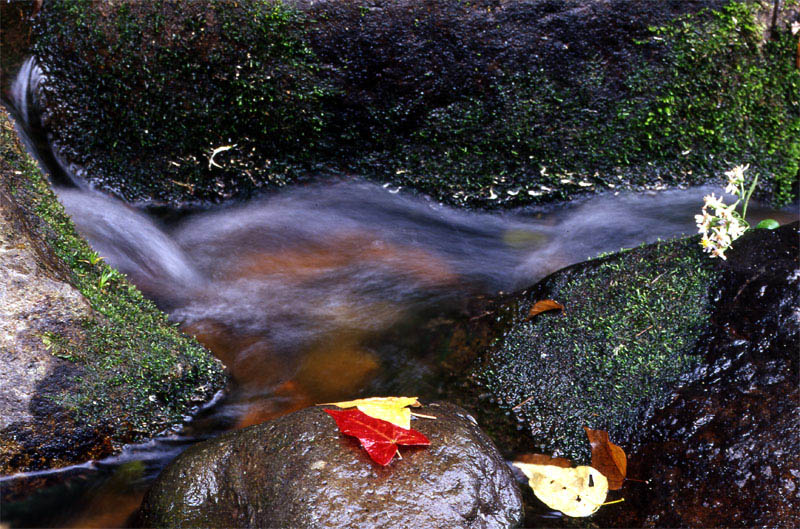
top-left (6, 56), bottom-right (87, 189)
top-left (9, 56), bottom-right (40, 125)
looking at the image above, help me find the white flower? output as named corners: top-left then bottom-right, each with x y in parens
top-left (724, 164), bottom-right (748, 195)
top-left (715, 203), bottom-right (737, 222)
top-left (695, 212), bottom-right (711, 232)
top-left (696, 165), bottom-right (754, 259)
top-left (703, 193), bottom-right (725, 210)
top-left (727, 218), bottom-right (747, 240)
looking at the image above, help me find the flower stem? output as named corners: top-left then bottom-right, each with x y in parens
top-left (742, 173), bottom-right (759, 221)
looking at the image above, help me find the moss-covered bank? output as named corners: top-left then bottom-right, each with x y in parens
top-left (0, 108), bottom-right (225, 473)
top-left (32, 0), bottom-right (799, 207)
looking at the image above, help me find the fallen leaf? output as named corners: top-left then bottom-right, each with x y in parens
top-left (320, 396), bottom-right (420, 429)
top-left (324, 409), bottom-right (429, 465)
top-left (529, 299), bottom-right (564, 318)
top-left (584, 427), bottom-right (627, 490)
top-left (513, 463), bottom-right (608, 517)
top-left (515, 453), bottom-right (573, 468)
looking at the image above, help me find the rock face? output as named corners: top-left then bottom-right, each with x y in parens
top-left (31, 0), bottom-right (798, 206)
top-left (595, 222), bottom-right (800, 528)
top-left (433, 223), bottom-right (799, 527)
top-left (137, 402), bottom-right (523, 529)
top-left (0, 177), bottom-right (96, 470)
top-left (0, 109), bottom-right (224, 474)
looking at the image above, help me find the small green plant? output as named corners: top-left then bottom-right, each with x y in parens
top-left (695, 165), bottom-right (777, 259)
top-left (41, 331), bottom-right (81, 361)
top-left (97, 268), bottom-right (115, 290)
top-left (79, 250), bottom-right (104, 266)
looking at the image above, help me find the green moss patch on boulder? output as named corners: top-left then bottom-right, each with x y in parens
top-left (32, 0), bottom-right (799, 207)
top-left (0, 109), bottom-right (225, 473)
top-left (448, 237), bottom-right (720, 461)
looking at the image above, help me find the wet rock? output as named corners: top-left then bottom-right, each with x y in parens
top-left (433, 223), bottom-right (798, 527)
top-left (30, 0), bottom-right (799, 208)
top-left (0, 179), bottom-right (95, 472)
top-left (594, 222), bottom-right (800, 528)
top-left (0, 109), bottom-right (224, 473)
top-left (137, 402), bottom-right (523, 529)
top-left (0, 0), bottom-right (40, 97)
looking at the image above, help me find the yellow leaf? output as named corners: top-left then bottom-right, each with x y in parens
top-left (512, 463), bottom-right (608, 517)
top-left (319, 397), bottom-right (420, 429)
top-left (356, 403), bottom-right (411, 429)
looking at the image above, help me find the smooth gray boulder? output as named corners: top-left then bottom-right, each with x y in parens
top-left (137, 402), bottom-right (523, 528)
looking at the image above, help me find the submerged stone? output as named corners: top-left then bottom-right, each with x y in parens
top-left (136, 402), bottom-right (523, 529)
top-left (0, 109), bottom-right (225, 474)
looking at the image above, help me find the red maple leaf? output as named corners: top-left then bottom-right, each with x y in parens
top-left (324, 408), bottom-right (430, 465)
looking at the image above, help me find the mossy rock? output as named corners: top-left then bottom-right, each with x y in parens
top-left (31, 0), bottom-right (799, 207)
top-left (0, 108), bottom-right (225, 473)
top-left (438, 235), bottom-right (721, 462)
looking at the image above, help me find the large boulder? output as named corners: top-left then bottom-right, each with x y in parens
top-left (431, 223), bottom-right (798, 527)
top-left (29, 0), bottom-right (799, 207)
top-left (137, 402), bottom-right (523, 528)
top-left (0, 109), bottom-right (225, 474)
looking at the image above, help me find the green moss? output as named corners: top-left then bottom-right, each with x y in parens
top-left (477, 237), bottom-right (719, 460)
top-left (378, 2), bottom-right (799, 207)
top-left (0, 111), bottom-right (224, 439)
top-left (33, 1), bottom-right (798, 207)
top-left (35, 0), bottom-right (332, 203)
top-left (622, 2), bottom-right (800, 205)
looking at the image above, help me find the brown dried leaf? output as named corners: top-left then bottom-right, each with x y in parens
top-left (515, 453), bottom-right (573, 468)
top-left (529, 299), bottom-right (564, 318)
top-left (584, 426), bottom-right (627, 490)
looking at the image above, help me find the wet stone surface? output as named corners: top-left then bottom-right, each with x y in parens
top-left (594, 222), bottom-right (800, 528)
top-left (432, 224), bottom-right (798, 527)
top-left (32, 0), bottom-right (771, 208)
top-left (0, 181), bottom-right (97, 473)
top-left (0, 109), bottom-right (224, 474)
top-left (136, 402), bottom-right (523, 529)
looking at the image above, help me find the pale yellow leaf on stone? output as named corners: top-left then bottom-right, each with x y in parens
top-left (356, 403), bottom-right (411, 429)
top-left (512, 463), bottom-right (608, 517)
top-left (319, 397), bottom-right (420, 429)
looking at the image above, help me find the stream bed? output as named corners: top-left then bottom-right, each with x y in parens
top-left (2, 54), bottom-right (798, 528)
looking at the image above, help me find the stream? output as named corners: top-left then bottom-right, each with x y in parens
top-left (2, 56), bottom-right (798, 528)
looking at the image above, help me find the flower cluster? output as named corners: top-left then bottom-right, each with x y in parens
top-left (695, 165), bottom-right (755, 260)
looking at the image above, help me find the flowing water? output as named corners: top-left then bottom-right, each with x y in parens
top-left (2, 56), bottom-right (798, 528)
